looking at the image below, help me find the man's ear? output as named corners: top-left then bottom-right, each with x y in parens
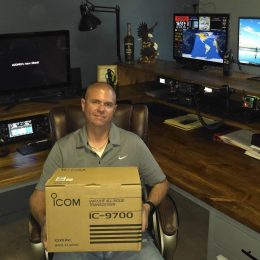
top-left (81, 98), bottom-right (85, 112)
top-left (113, 104), bottom-right (117, 113)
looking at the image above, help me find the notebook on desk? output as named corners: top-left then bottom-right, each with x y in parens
top-left (164, 114), bottom-right (216, 131)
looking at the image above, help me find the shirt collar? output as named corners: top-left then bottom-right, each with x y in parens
top-left (76, 123), bottom-right (121, 148)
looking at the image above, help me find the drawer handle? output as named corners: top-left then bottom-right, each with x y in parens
top-left (241, 249), bottom-right (258, 260)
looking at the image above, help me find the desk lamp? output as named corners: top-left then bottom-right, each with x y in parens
top-left (79, 0), bottom-right (122, 63)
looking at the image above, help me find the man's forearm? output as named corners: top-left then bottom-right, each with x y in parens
top-left (142, 178), bottom-right (169, 230)
top-left (146, 178), bottom-right (169, 208)
top-left (29, 190), bottom-right (46, 226)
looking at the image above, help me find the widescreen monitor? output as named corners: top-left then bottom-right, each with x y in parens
top-left (0, 30), bottom-right (70, 96)
top-left (173, 13), bottom-right (229, 69)
top-left (238, 17), bottom-right (260, 67)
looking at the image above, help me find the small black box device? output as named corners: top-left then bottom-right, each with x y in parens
top-left (251, 133), bottom-right (260, 147)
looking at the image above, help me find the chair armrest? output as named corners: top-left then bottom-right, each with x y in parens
top-left (28, 213), bottom-right (42, 244)
top-left (153, 195), bottom-right (179, 259)
top-left (156, 195), bottom-right (178, 236)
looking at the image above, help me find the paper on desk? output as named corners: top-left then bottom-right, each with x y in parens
top-left (218, 129), bottom-right (260, 160)
top-left (217, 129), bottom-right (253, 150)
top-left (245, 148), bottom-right (260, 160)
top-left (164, 114), bottom-right (216, 131)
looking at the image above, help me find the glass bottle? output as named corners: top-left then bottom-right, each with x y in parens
top-left (124, 23), bottom-right (134, 64)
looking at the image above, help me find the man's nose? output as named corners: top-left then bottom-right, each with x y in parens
top-left (97, 102), bottom-right (106, 111)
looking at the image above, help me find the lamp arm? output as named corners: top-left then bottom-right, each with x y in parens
top-left (115, 5), bottom-right (121, 63)
top-left (83, 1), bottom-right (122, 63)
top-left (92, 5), bottom-right (121, 63)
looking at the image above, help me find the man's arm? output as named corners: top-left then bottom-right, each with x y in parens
top-left (29, 189), bottom-right (47, 248)
top-left (142, 178), bottom-right (169, 231)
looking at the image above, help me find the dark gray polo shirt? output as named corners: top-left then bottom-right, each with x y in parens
top-left (36, 123), bottom-right (166, 191)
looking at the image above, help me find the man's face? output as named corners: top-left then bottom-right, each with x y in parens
top-left (81, 85), bottom-right (117, 127)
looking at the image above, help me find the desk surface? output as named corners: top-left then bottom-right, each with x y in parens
top-left (149, 114), bottom-right (260, 233)
top-left (0, 101), bottom-right (259, 234)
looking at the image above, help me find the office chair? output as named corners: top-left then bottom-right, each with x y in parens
top-left (28, 104), bottom-right (178, 260)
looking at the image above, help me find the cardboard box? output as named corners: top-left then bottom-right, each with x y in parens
top-left (45, 167), bottom-right (142, 252)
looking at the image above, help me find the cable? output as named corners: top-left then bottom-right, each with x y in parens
top-left (193, 85), bottom-right (232, 131)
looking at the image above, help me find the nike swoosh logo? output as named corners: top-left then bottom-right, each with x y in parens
top-left (118, 155), bottom-right (128, 160)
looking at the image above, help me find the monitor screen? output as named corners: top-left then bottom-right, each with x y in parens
top-left (8, 120), bottom-right (33, 138)
top-left (238, 17), bottom-right (260, 66)
top-left (0, 30), bottom-right (70, 95)
top-left (173, 14), bottom-right (229, 67)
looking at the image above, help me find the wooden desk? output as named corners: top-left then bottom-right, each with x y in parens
top-left (149, 115), bottom-right (260, 233)
top-left (0, 97), bottom-right (80, 190)
top-left (118, 59), bottom-right (260, 95)
top-left (148, 113), bottom-right (260, 259)
top-left (117, 60), bottom-right (260, 132)
top-left (118, 61), bottom-right (260, 259)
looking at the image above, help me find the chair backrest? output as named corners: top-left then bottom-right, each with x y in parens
top-left (49, 104), bottom-right (149, 145)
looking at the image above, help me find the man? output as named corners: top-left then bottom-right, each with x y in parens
top-left (29, 82), bottom-right (169, 260)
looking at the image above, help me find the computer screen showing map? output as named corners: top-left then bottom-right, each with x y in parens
top-left (173, 14), bottom-right (229, 68)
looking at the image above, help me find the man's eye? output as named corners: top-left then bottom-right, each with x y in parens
top-left (104, 103), bottom-right (114, 108)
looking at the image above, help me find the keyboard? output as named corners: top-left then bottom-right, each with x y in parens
top-left (17, 139), bottom-right (52, 155)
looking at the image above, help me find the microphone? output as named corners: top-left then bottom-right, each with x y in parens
top-left (105, 69), bottom-right (117, 89)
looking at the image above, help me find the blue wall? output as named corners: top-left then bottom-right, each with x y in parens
top-left (0, 0), bottom-right (198, 88)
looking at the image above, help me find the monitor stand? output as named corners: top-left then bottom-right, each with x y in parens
top-left (247, 76), bottom-right (260, 81)
top-left (182, 62), bottom-right (205, 71)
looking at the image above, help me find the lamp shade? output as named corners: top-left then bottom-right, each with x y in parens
top-left (79, 12), bottom-right (101, 31)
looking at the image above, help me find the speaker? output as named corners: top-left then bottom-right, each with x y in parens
top-left (66, 67), bottom-right (82, 96)
top-left (223, 49), bottom-right (233, 76)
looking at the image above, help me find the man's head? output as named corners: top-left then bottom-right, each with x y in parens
top-left (81, 82), bottom-right (117, 128)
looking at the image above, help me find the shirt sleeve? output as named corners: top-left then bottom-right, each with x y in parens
top-left (35, 142), bottom-right (63, 191)
top-left (136, 139), bottom-right (166, 187)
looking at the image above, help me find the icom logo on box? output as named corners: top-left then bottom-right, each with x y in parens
top-left (51, 193), bottom-right (80, 207)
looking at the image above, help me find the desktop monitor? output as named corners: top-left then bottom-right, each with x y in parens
top-left (173, 13), bottom-right (230, 69)
top-left (0, 30), bottom-right (70, 98)
top-left (238, 17), bottom-right (260, 67)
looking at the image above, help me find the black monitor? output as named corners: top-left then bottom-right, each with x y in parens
top-left (173, 13), bottom-right (229, 70)
top-left (0, 30), bottom-right (70, 101)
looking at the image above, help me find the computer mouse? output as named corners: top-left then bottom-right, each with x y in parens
top-left (0, 147), bottom-right (9, 157)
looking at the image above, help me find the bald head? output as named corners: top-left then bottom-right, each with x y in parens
top-left (84, 83), bottom-right (116, 103)
top-left (81, 82), bottom-right (117, 128)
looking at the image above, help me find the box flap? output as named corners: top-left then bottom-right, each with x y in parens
top-left (45, 167), bottom-right (140, 187)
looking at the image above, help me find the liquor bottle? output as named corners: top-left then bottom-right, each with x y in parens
top-left (124, 23), bottom-right (134, 64)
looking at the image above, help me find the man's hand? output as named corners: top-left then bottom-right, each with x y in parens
top-left (141, 178), bottom-right (169, 232)
top-left (142, 203), bottom-right (151, 232)
top-left (29, 190), bottom-right (47, 249)
top-left (40, 219), bottom-right (47, 249)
